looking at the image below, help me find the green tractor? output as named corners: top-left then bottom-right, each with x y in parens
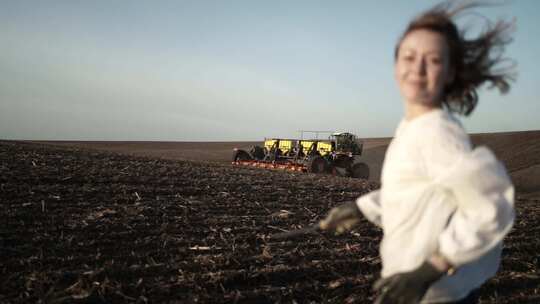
top-left (232, 131), bottom-right (369, 179)
top-left (301, 132), bottom-right (369, 179)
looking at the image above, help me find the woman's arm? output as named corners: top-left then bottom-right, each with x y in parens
top-left (436, 147), bottom-right (515, 267)
top-left (421, 121), bottom-right (515, 268)
top-left (318, 190), bottom-right (382, 234)
top-left (356, 190), bottom-right (382, 227)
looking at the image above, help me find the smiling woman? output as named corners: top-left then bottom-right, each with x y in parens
top-left (394, 2), bottom-right (515, 117)
top-left (395, 29), bottom-right (453, 119)
top-left (318, 1), bottom-right (517, 304)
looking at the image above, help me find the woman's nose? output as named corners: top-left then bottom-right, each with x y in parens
top-left (413, 58), bottom-right (427, 75)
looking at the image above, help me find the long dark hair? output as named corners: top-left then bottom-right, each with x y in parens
top-left (395, 1), bottom-right (516, 116)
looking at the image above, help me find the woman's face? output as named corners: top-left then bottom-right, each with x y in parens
top-left (395, 29), bottom-right (453, 107)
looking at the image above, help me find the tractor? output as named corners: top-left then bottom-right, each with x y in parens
top-left (232, 132), bottom-right (369, 179)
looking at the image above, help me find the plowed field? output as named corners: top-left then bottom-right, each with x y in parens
top-left (1, 141), bottom-right (538, 303)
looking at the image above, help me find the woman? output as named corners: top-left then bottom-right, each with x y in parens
top-left (320, 2), bottom-right (516, 303)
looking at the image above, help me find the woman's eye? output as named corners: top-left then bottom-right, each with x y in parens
top-left (402, 56), bottom-right (414, 62)
top-left (430, 58), bottom-right (441, 64)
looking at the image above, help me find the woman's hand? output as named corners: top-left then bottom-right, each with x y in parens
top-left (373, 261), bottom-right (446, 304)
top-left (319, 201), bottom-right (363, 234)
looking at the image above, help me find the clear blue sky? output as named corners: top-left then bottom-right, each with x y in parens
top-left (1, 1), bottom-right (538, 141)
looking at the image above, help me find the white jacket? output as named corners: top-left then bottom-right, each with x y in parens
top-left (356, 109), bottom-right (514, 303)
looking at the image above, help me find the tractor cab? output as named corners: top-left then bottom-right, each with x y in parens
top-left (331, 132), bottom-right (362, 155)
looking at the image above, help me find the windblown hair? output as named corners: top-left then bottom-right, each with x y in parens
top-left (395, 1), bottom-right (516, 116)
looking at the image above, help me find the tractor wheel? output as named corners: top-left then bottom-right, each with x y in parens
top-left (232, 149), bottom-right (252, 162)
top-left (334, 155), bottom-right (353, 169)
top-left (330, 155), bottom-right (353, 176)
top-left (307, 156), bottom-right (327, 174)
top-left (350, 162), bottom-right (369, 179)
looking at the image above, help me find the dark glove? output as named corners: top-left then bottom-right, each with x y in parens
top-left (319, 201), bottom-right (362, 234)
top-left (373, 261), bottom-right (445, 304)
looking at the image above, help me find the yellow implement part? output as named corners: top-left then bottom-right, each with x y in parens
top-left (278, 140), bottom-right (293, 154)
top-left (300, 141), bottom-right (316, 153)
top-left (317, 141), bottom-right (333, 156)
top-left (264, 139), bottom-right (278, 151)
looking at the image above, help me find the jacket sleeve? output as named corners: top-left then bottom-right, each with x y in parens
top-left (421, 122), bottom-right (515, 267)
top-left (435, 147), bottom-right (515, 267)
top-left (356, 190), bottom-right (382, 227)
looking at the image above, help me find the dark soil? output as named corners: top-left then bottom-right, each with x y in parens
top-left (1, 141), bottom-right (538, 303)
